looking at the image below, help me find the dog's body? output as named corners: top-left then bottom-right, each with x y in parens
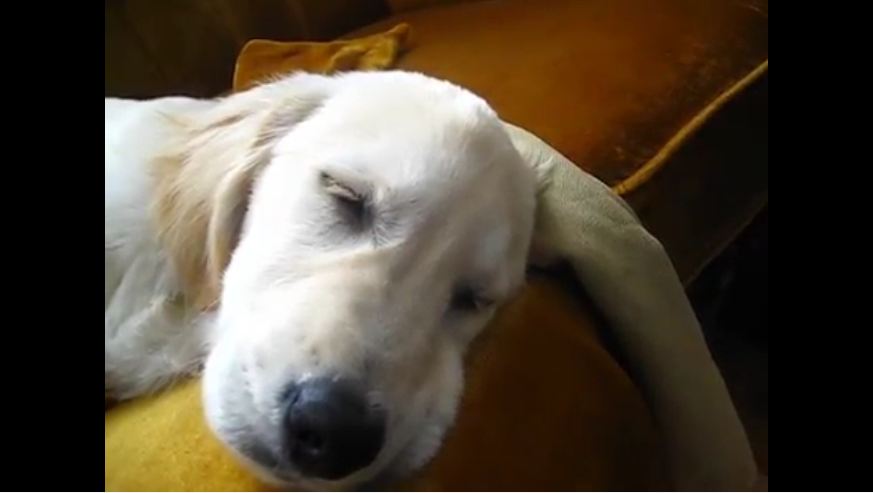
top-left (106, 71), bottom-right (758, 491)
top-left (106, 96), bottom-right (215, 399)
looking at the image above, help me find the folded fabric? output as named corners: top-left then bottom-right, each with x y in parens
top-left (233, 24), bottom-right (411, 92)
top-left (506, 123), bottom-right (757, 490)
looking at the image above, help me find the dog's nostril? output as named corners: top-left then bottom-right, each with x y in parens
top-left (282, 377), bottom-right (385, 480)
top-left (296, 427), bottom-right (324, 455)
top-left (289, 389), bottom-right (301, 407)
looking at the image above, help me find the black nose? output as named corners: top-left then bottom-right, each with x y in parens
top-left (282, 378), bottom-right (385, 480)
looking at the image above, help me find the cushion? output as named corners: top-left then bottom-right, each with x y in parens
top-left (233, 23), bottom-right (412, 92)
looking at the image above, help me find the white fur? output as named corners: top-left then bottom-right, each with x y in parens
top-left (105, 96), bottom-right (217, 398)
top-left (105, 71), bottom-right (537, 488)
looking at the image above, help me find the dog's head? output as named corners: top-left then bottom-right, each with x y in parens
top-left (156, 71), bottom-right (542, 489)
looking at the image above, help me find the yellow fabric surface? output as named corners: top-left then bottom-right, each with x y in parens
top-left (106, 379), bottom-right (267, 492)
top-left (233, 23), bottom-right (411, 92)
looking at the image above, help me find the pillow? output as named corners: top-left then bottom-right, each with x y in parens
top-left (233, 23), bottom-right (412, 92)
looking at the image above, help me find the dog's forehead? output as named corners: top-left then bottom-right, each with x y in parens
top-left (262, 73), bottom-right (535, 274)
top-left (288, 74), bottom-right (496, 149)
top-left (275, 84), bottom-right (521, 191)
top-left (329, 72), bottom-right (493, 120)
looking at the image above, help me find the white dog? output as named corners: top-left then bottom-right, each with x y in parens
top-left (106, 71), bottom-right (540, 489)
top-left (105, 70), bottom-right (758, 490)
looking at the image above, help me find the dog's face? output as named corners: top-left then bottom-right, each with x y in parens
top-left (198, 72), bottom-right (537, 489)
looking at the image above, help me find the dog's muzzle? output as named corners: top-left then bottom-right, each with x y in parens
top-left (282, 377), bottom-right (385, 480)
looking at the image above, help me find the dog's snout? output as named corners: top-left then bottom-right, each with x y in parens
top-left (282, 378), bottom-right (385, 480)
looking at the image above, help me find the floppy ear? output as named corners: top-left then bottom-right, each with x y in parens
top-left (153, 73), bottom-right (335, 310)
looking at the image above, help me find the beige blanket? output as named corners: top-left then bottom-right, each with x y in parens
top-left (506, 122), bottom-right (760, 491)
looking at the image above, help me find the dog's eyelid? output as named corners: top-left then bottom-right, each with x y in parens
top-left (476, 294), bottom-right (496, 309)
top-left (450, 284), bottom-right (495, 312)
top-left (319, 172), bottom-right (366, 202)
top-left (325, 180), bottom-right (362, 203)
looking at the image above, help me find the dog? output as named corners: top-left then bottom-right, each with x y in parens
top-left (106, 70), bottom-right (760, 491)
top-left (106, 71), bottom-right (546, 489)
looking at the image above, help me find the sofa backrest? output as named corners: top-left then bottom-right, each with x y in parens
top-left (105, 0), bottom-right (391, 98)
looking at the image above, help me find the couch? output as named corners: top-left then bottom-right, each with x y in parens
top-left (104, 0), bottom-right (768, 489)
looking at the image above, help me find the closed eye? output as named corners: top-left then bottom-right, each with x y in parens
top-left (449, 285), bottom-right (494, 313)
top-left (320, 172), bottom-right (369, 225)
